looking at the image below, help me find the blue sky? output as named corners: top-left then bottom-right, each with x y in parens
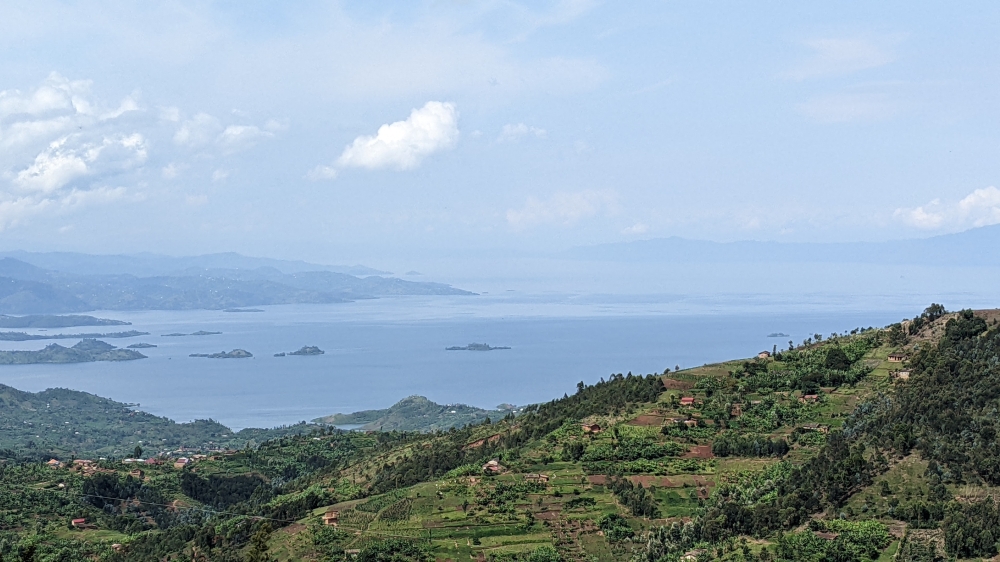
top-left (1, 1), bottom-right (999, 264)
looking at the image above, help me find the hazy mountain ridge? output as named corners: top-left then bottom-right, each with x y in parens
top-left (0, 257), bottom-right (473, 314)
top-left (566, 223), bottom-right (1000, 266)
top-left (0, 251), bottom-right (390, 277)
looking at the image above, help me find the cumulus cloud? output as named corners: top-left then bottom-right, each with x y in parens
top-left (0, 73), bottom-right (283, 230)
top-left (0, 73), bottom-right (152, 230)
top-left (506, 189), bottom-right (618, 229)
top-left (894, 186), bottom-right (1000, 230)
top-left (497, 123), bottom-right (546, 142)
top-left (0, 72), bottom-right (92, 118)
top-left (336, 101), bottom-right (459, 171)
top-left (786, 36), bottom-right (898, 80)
top-left (173, 113), bottom-right (223, 147)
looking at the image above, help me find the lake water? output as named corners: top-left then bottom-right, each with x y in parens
top-left (0, 293), bottom-right (936, 429)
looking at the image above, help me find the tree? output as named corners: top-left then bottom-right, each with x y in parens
top-left (824, 347), bottom-right (851, 371)
top-left (133, 445), bottom-right (143, 458)
top-left (245, 523), bottom-right (274, 562)
top-left (923, 303), bottom-right (946, 321)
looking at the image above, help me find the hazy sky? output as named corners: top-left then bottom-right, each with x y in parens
top-left (2, 1), bottom-right (1000, 263)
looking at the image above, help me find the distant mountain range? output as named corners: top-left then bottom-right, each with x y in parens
top-left (565, 224), bottom-right (1000, 266)
top-left (0, 254), bottom-right (473, 314)
top-left (0, 250), bottom-right (390, 277)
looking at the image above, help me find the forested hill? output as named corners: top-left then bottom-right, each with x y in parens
top-left (5, 305), bottom-right (1000, 562)
top-left (0, 384), bottom-right (318, 459)
top-left (315, 395), bottom-right (508, 431)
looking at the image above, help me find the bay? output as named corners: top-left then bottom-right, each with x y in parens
top-left (0, 293), bottom-right (936, 429)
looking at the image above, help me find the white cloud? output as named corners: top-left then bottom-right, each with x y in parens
top-left (894, 186), bottom-right (1000, 230)
top-left (336, 101), bottom-right (459, 170)
top-left (173, 113), bottom-right (222, 147)
top-left (172, 112), bottom-right (280, 156)
top-left (217, 125), bottom-right (272, 153)
top-left (0, 74), bottom-right (282, 231)
top-left (0, 72), bottom-right (92, 118)
top-left (506, 189), bottom-right (618, 229)
top-left (498, 123), bottom-right (546, 142)
top-left (787, 36), bottom-right (898, 80)
top-left (13, 134), bottom-right (146, 194)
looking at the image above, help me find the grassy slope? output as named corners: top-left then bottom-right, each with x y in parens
top-left (9, 309), bottom-right (994, 561)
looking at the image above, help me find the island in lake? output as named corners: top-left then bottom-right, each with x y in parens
top-left (189, 349), bottom-right (253, 359)
top-left (223, 308), bottom-right (264, 313)
top-left (767, 332), bottom-right (790, 337)
top-left (0, 330), bottom-right (148, 341)
top-left (445, 343), bottom-right (511, 351)
top-left (127, 343), bottom-right (157, 349)
top-left (0, 314), bottom-right (130, 328)
top-left (274, 346), bottom-right (324, 357)
top-left (0, 339), bottom-right (146, 365)
top-left (163, 331), bottom-right (222, 337)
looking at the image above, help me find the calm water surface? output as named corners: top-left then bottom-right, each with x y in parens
top-left (0, 294), bottom-right (920, 429)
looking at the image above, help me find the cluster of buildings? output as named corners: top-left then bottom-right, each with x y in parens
top-left (121, 454), bottom-right (209, 469)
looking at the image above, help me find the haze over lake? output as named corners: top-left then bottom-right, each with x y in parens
top-left (0, 292), bottom-right (967, 430)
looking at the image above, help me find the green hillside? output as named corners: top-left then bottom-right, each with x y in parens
top-left (0, 385), bottom-right (320, 460)
top-left (5, 305), bottom-right (1000, 561)
top-left (314, 395), bottom-right (512, 432)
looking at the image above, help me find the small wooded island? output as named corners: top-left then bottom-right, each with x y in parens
top-left (163, 331), bottom-right (222, 337)
top-left (0, 339), bottom-right (146, 364)
top-left (189, 349), bottom-right (252, 359)
top-left (445, 342), bottom-right (511, 351)
top-left (127, 343), bottom-right (157, 349)
top-left (274, 346), bottom-right (324, 357)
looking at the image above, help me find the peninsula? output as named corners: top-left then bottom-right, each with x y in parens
top-left (0, 314), bottom-right (130, 328)
top-left (0, 339), bottom-right (146, 365)
top-left (0, 330), bottom-right (148, 341)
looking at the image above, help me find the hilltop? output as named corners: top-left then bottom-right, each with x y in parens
top-left (4, 304), bottom-right (1000, 562)
top-left (315, 395), bottom-right (512, 432)
top-left (0, 383), bottom-right (322, 459)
